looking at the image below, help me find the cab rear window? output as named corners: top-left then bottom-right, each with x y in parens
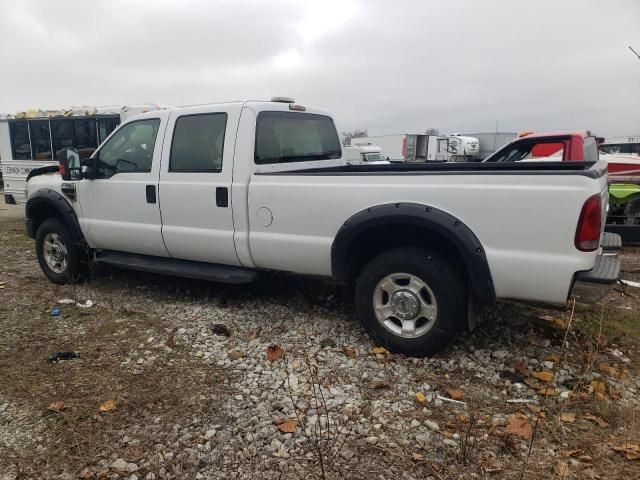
top-left (254, 111), bottom-right (341, 164)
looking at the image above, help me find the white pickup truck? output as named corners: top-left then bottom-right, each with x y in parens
top-left (24, 98), bottom-right (620, 356)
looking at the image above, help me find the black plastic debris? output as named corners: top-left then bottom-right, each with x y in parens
top-left (208, 323), bottom-right (231, 337)
top-left (499, 370), bottom-right (525, 384)
top-left (48, 351), bottom-right (80, 363)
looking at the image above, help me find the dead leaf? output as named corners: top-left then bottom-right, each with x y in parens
top-left (560, 412), bottom-right (576, 423)
top-left (537, 387), bottom-right (557, 396)
top-left (342, 346), bottom-right (356, 358)
top-left (483, 459), bottom-right (503, 473)
top-left (553, 318), bottom-right (567, 330)
top-left (99, 400), bottom-right (116, 413)
top-left (48, 400), bottom-right (66, 412)
top-left (446, 389), bottom-right (464, 401)
top-left (266, 344), bottom-right (283, 361)
top-left (583, 414), bottom-right (609, 428)
top-left (371, 346), bottom-right (387, 355)
top-left (553, 460), bottom-right (571, 479)
top-left (558, 449), bottom-right (583, 458)
top-left (547, 354), bottom-right (561, 363)
top-left (524, 378), bottom-right (540, 390)
top-left (577, 454), bottom-right (592, 463)
top-left (371, 381), bottom-right (391, 390)
top-left (415, 392), bottom-right (426, 404)
top-left (249, 328), bottom-right (261, 340)
top-left (532, 371), bottom-right (554, 382)
top-left (228, 350), bottom-right (245, 361)
top-left (411, 452), bottom-right (423, 461)
top-left (525, 403), bottom-right (545, 417)
top-left (611, 443), bottom-right (640, 461)
top-left (505, 414), bottom-right (532, 439)
top-left (596, 333), bottom-right (608, 348)
top-left (590, 380), bottom-right (606, 394)
top-left (276, 418), bottom-right (297, 433)
top-left (514, 362), bottom-right (530, 377)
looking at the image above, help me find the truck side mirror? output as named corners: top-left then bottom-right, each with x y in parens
top-left (81, 157), bottom-right (97, 180)
top-left (59, 148), bottom-right (82, 181)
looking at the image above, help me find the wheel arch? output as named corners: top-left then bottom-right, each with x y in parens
top-left (331, 202), bottom-right (496, 303)
top-left (25, 189), bottom-right (85, 245)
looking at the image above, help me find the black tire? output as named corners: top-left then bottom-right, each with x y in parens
top-left (355, 247), bottom-right (467, 357)
top-left (35, 218), bottom-right (86, 284)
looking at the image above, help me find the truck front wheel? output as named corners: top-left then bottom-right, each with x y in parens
top-left (355, 247), bottom-right (467, 356)
top-left (35, 218), bottom-right (86, 284)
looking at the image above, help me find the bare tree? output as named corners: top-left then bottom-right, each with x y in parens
top-left (425, 128), bottom-right (440, 135)
top-left (341, 129), bottom-right (368, 146)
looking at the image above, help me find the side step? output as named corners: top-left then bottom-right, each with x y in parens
top-left (601, 232), bottom-right (622, 251)
top-left (95, 251), bottom-right (258, 284)
top-left (574, 253), bottom-right (620, 285)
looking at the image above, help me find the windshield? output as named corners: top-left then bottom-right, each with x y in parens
top-left (255, 111), bottom-right (341, 164)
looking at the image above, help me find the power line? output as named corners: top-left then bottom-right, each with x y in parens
top-left (629, 45), bottom-right (640, 61)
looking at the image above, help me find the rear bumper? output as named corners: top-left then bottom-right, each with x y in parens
top-left (570, 252), bottom-right (620, 303)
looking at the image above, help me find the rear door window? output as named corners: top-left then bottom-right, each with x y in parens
top-left (255, 111), bottom-right (341, 164)
top-left (169, 113), bottom-right (227, 172)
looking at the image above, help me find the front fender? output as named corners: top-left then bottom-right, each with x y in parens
top-left (25, 189), bottom-right (84, 244)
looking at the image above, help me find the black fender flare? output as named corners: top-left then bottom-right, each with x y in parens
top-left (25, 189), bottom-right (85, 244)
top-left (331, 202), bottom-right (496, 302)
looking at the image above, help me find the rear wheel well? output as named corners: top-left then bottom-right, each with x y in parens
top-left (345, 224), bottom-right (468, 286)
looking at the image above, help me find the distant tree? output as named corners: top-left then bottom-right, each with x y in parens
top-left (341, 129), bottom-right (368, 146)
top-left (425, 128), bottom-right (440, 135)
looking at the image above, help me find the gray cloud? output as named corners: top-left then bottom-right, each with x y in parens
top-left (1, 0), bottom-right (638, 137)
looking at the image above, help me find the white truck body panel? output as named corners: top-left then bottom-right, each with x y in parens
top-left (248, 172), bottom-right (606, 303)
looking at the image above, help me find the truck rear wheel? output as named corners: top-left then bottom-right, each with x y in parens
top-left (35, 218), bottom-right (85, 284)
top-left (355, 247), bottom-right (467, 356)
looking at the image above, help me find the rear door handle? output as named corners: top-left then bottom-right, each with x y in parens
top-left (216, 187), bottom-right (228, 207)
top-left (146, 185), bottom-right (156, 204)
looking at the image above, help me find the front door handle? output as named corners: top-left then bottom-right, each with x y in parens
top-left (216, 187), bottom-right (228, 207)
top-left (146, 185), bottom-right (156, 204)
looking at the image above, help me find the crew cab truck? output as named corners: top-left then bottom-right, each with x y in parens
top-left (25, 99), bottom-right (619, 356)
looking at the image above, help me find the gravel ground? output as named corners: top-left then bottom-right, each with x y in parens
top-left (1, 202), bottom-right (640, 479)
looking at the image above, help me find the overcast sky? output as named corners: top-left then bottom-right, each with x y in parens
top-left (1, 0), bottom-right (638, 136)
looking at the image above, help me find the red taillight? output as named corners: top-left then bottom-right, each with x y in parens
top-left (59, 161), bottom-right (66, 176)
top-left (575, 194), bottom-right (602, 251)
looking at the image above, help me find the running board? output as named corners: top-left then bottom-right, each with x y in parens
top-left (95, 251), bottom-right (258, 284)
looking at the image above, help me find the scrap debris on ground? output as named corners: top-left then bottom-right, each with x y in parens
top-left (0, 204), bottom-right (639, 479)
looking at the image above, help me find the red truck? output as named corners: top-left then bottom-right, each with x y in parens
top-left (483, 130), bottom-right (638, 244)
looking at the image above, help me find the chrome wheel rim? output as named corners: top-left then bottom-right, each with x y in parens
top-left (43, 233), bottom-right (68, 274)
top-left (373, 272), bottom-right (438, 338)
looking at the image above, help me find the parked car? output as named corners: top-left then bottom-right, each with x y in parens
top-left (25, 99), bottom-right (619, 356)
